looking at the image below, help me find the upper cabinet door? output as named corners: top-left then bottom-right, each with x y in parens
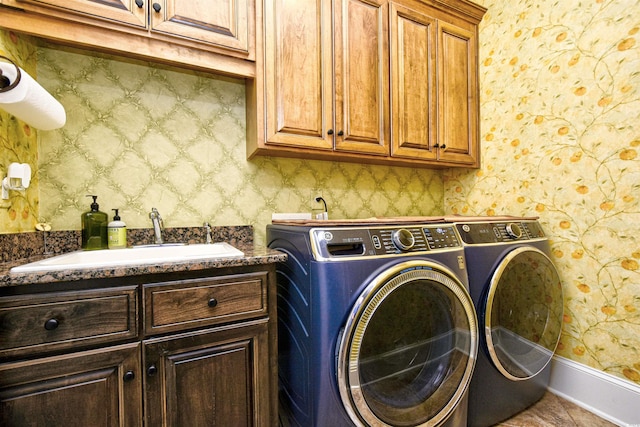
top-left (150, 0), bottom-right (254, 57)
top-left (262, 0), bottom-right (334, 150)
top-left (250, 0), bottom-right (486, 167)
top-left (389, 2), bottom-right (437, 160)
top-left (15, 0), bottom-right (147, 27)
top-left (437, 20), bottom-right (479, 166)
top-left (333, 0), bottom-right (389, 156)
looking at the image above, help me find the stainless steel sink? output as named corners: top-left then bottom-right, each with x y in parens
top-left (11, 242), bottom-right (244, 273)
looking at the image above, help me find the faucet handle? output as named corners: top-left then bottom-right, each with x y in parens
top-left (150, 208), bottom-right (164, 229)
top-left (203, 222), bottom-right (212, 244)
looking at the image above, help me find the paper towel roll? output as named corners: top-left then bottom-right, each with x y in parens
top-left (0, 61), bottom-right (66, 130)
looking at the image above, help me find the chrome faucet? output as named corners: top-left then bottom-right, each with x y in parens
top-left (149, 207), bottom-right (164, 245)
top-left (203, 222), bottom-right (212, 244)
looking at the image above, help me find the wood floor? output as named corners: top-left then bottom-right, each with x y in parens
top-left (278, 391), bottom-right (617, 426)
top-left (495, 392), bottom-right (616, 426)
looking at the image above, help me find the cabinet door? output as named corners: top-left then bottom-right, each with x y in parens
top-left (333, 0), bottom-right (389, 156)
top-left (263, 0), bottom-right (334, 150)
top-left (0, 343), bottom-right (142, 427)
top-left (150, 0), bottom-right (254, 57)
top-left (437, 20), bottom-right (479, 166)
top-left (144, 319), bottom-right (270, 426)
top-left (389, 2), bottom-right (437, 161)
top-left (14, 0), bottom-right (147, 27)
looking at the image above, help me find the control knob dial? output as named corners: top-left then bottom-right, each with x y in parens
top-left (392, 228), bottom-right (415, 251)
top-left (505, 223), bottom-right (523, 239)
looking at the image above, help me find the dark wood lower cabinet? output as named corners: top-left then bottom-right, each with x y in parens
top-left (144, 319), bottom-right (270, 427)
top-left (0, 264), bottom-right (278, 427)
top-left (0, 343), bottom-right (142, 427)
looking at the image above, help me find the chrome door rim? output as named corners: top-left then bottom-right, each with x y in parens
top-left (337, 260), bottom-right (478, 427)
top-left (485, 246), bottom-right (564, 381)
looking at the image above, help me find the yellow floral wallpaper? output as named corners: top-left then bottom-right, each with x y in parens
top-left (0, 31), bottom-right (39, 232)
top-left (444, 0), bottom-right (640, 387)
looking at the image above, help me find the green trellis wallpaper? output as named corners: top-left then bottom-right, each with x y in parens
top-left (0, 32), bottom-right (443, 241)
top-left (445, 0), bottom-right (640, 386)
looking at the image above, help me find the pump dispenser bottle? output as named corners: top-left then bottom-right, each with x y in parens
top-left (81, 195), bottom-right (108, 250)
top-left (108, 209), bottom-right (127, 249)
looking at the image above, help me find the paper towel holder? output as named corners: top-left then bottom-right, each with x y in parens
top-left (0, 55), bottom-right (21, 93)
top-left (2, 162), bottom-right (31, 200)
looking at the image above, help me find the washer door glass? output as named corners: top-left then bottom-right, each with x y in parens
top-left (485, 247), bottom-right (564, 381)
top-left (337, 261), bottom-right (477, 427)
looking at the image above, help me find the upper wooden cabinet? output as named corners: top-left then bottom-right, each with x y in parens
top-left (150, 0), bottom-right (252, 56)
top-left (389, 2), bottom-right (437, 162)
top-left (259, 0), bottom-right (334, 152)
top-left (0, 0), bottom-right (255, 76)
top-left (14, 0), bottom-right (148, 28)
top-left (252, 0), bottom-right (389, 157)
top-left (390, 1), bottom-right (480, 165)
top-left (248, 0), bottom-right (486, 168)
top-left (438, 16), bottom-right (479, 165)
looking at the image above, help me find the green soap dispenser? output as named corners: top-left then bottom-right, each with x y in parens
top-left (81, 195), bottom-right (108, 250)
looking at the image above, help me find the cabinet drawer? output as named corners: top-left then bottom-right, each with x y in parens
top-left (0, 286), bottom-right (138, 359)
top-left (144, 272), bottom-right (268, 335)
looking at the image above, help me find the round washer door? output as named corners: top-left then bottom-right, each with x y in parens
top-left (485, 246), bottom-right (564, 381)
top-left (337, 260), bottom-right (478, 427)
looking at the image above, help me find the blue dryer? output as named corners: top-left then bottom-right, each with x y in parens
top-left (267, 222), bottom-right (478, 427)
top-left (454, 220), bottom-right (564, 427)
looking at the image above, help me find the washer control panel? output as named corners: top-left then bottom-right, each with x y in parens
top-left (455, 220), bottom-right (545, 244)
top-left (310, 224), bottom-right (462, 260)
top-left (423, 226), bottom-right (462, 249)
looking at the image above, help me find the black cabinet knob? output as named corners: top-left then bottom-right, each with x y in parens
top-left (44, 318), bottom-right (59, 331)
top-left (441, 144), bottom-right (447, 149)
top-left (327, 129), bottom-right (334, 135)
top-left (208, 298), bottom-right (218, 308)
top-left (123, 370), bottom-right (135, 381)
top-left (135, 0), bottom-right (143, 8)
top-left (152, 2), bottom-right (161, 12)
top-left (147, 365), bottom-right (158, 376)
top-left (337, 130), bottom-right (344, 136)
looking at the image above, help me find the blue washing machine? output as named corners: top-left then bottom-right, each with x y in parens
top-left (267, 222), bottom-right (478, 427)
top-left (453, 219), bottom-right (564, 427)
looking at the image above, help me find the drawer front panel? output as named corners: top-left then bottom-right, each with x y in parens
top-left (0, 287), bottom-right (138, 359)
top-left (145, 272), bottom-right (267, 335)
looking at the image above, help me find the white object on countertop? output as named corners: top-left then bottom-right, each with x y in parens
top-left (0, 59), bottom-right (66, 130)
top-left (272, 213), bottom-right (313, 220)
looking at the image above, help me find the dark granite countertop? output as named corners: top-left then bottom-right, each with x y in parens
top-left (0, 243), bottom-right (287, 287)
top-left (0, 226), bottom-right (287, 288)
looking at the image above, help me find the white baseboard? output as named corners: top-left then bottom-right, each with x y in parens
top-left (548, 355), bottom-right (640, 426)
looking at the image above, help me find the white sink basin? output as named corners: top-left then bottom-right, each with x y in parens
top-left (11, 242), bottom-right (244, 273)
